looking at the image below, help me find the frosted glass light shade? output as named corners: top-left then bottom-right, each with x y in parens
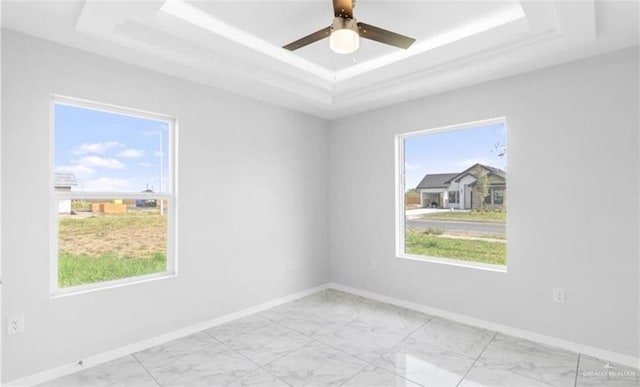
top-left (329, 29), bottom-right (360, 54)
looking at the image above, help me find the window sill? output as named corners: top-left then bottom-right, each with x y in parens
top-left (397, 253), bottom-right (507, 273)
top-left (50, 271), bottom-right (177, 299)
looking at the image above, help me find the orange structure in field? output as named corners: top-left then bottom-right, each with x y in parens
top-left (91, 203), bottom-right (127, 214)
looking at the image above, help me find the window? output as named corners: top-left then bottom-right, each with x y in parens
top-left (492, 188), bottom-right (505, 205)
top-left (397, 118), bottom-right (507, 270)
top-left (448, 191), bottom-right (459, 204)
top-left (52, 96), bottom-right (176, 294)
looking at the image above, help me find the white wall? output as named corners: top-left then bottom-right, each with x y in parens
top-left (329, 48), bottom-right (639, 358)
top-left (1, 30), bottom-right (329, 381)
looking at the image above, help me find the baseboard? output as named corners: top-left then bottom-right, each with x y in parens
top-left (4, 283), bottom-right (331, 387)
top-left (328, 282), bottom-right (640, 370)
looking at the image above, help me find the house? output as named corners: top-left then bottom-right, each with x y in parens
top-left (1, 1), bottom-right (639, 386)
top-left (416, 164), bottom-right (506, 210)
top-left (54, 172), bottom-right (77, 214)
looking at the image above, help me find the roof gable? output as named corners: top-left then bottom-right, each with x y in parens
top-left (445, 163), bottom-right (506, 184)
top-left (416, 173), bottom-right (459, 189)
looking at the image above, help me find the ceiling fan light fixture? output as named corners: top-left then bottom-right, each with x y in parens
top-left (329, 17), bottom-right (360, 54)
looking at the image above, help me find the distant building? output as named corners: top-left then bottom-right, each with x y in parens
top-left (416, 163), bottom-right (506, 210)
top-left (136, 189), bottom-right (157, 208)
top-left (54, 173), bottom-right (77, 214)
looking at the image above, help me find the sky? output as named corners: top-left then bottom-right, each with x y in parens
top-left (404, 121), bottom-right (506, 190)
top-left (54, 103), bottom-right (170, 193)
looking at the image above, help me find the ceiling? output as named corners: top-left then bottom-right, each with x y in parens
top-left (2, 1), bottom-right (638, 119)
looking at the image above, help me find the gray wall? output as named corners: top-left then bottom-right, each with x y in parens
top-left (329, 48), bottom-right (639, 358)
top-left (1, 30), bottom-right (329, 381)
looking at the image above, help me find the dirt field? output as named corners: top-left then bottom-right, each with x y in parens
top-left (59, 209), bottom-right (167, 259)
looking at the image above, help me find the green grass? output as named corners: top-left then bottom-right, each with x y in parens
top-left (58, 209), bottom-right (167, 288)
top-left (59, 252), bottom-right (166, 288)
top-left (420, 210), bottom-right (506, 223)
top-left (406, 229), bottom-right (506, 265)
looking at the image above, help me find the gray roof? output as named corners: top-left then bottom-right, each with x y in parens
top-left (416, 173), bottom-right (459, 189)
top-left (447, 163), bottom-right (506, 183)
top-left (417, 164), bottom-right (506, 190)
top-left (54, 173), bottom-right (77, 187)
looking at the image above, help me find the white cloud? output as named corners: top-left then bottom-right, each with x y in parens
top-left (154, 151), bottom-right (164, 157)
top-left (79, 156), bottom-right (125, 170)
top-left (74, 141), bottom-right (121, 155)
top-left (83, 177), bottom-right (131, 192)
top-left (138, 162), bottom-right (154, 168)
top-left (117, 148), bottom-right (145, 158)
top-left (55, 164), bottom-right (95, 177)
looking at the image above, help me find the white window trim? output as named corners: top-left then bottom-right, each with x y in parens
top-left (49, 95), bottom-right (178, 297)
top-left (395, 117), bottom-right (508, 272)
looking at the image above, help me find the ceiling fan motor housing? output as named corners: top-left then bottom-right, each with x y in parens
top-left (331, 16), bottom-right (359, 34)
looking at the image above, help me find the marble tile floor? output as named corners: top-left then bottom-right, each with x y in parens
top-left (39, 289), bottom-right (639, 387)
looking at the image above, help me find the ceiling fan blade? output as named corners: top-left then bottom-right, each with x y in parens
top-left (283, 27), bottom-right (332, 51)
top-left (333, 0), bottom-right (353, 19)
top-left (357, 22), bottom-right (415, 49)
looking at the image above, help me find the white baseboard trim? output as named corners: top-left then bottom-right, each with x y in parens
top-left (5, 283), bottom-right (331, 387)
top-left (328, 282), bottom-right (640, 370)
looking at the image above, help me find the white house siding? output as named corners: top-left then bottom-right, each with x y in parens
top-left (58, 200), bottom-right (71, 214)
top-left (458, 175), bottom-right (477, 209)
top-left (54, 186), bottom-right (73, 214)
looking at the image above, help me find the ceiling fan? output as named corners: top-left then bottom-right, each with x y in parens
top-left (283, 0), bottom-right (416, 54)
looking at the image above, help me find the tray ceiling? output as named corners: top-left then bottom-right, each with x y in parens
top-left (2, 1), bottom-right (638, 118)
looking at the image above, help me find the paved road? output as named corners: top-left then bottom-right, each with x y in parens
top-left (406, 219), bottom-right (505, 236)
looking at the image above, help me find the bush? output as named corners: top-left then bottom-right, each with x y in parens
top-left (422, 228), bottom-right (443, 235)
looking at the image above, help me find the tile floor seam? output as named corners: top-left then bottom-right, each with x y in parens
top-left (336, 363), bottom-right (373, 387)
top-left (574, 353), bottom-right (581, 387)
top-left (289, 320), bottom-right (387, 373)
top-left (455, 331), bottom-right (498, 387)
top-left (133, 334), bottom-right (219, 371)
top-left (220, 346), bottom-right (290, 386)
top-left (363, 319), bottom-right (434, 385)
top-left (273, 314), bottom-right (357, 341)
top-left (204, 319), bottom-right (277, 343)
top-left (214, 329), bottom-right (301, 387)
top-left (309, 332), bottom-right (401, 374)
top-left (130, 353), bottom-right (162, 387)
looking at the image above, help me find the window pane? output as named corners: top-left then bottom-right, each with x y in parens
top-left (448, 191), bottom-right (458, 204)
top-left (493, 189), bottom-right (505, 204)
top-left (54, 103), bottom-right (170, 194)
top-left (403, 121), bottom-right (507, 266)
top-left (58, 199), bottom-right (168, 288)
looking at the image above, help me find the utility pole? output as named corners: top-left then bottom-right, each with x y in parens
top-left (159, 130), bottom-right (164, 216)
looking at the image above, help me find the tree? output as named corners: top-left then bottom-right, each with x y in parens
top-left (405, 188), bottom-right (420, 207)
top-left (473, 173), bottom-right (490, 211)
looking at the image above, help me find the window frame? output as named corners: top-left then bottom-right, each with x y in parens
top-left (49, 95), bottom-right (178, 297)
top-left (395, 117), bottom-right (507, 272)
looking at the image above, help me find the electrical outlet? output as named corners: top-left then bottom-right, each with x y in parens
top-left (7, 314), bottom-right (24, 335)
top-left (370, 258), bottom-right (377, 271)
top-left (552, 288), bottom-right (565, 304)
